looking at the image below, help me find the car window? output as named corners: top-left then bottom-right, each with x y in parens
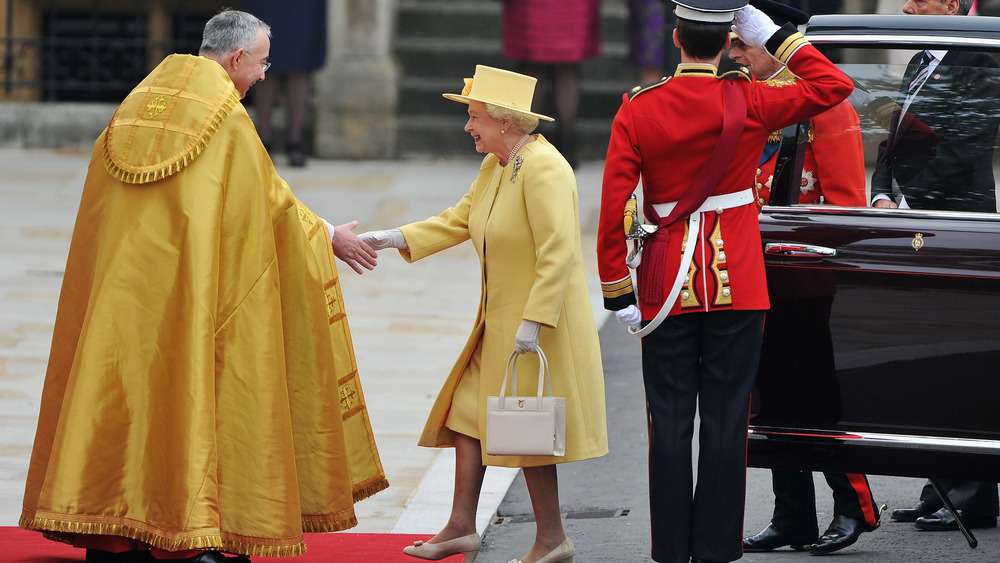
top-left (772, 47), bottom-right (1000, 214)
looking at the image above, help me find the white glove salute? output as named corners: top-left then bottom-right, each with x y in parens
top-left (514, 320), bottom-right (541, 354)
top-left (358, 229), bottom-right (408, 250)
top-left (615, 304), bottom-right (643, 330)
top-left (732, 5), bottom-right (781, 48)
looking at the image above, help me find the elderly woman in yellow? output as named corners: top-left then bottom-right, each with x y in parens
top-left (360, 65), bottom-right (607, 563)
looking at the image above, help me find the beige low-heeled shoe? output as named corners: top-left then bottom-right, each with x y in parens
top-left (402, 532), bottom-right (481, 562)
top-left (508, 537), bottom-right (575, 563)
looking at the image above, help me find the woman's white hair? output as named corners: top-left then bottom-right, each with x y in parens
top-left (485, 103), bottom-right (539, 134)
top-left (199, 9), bottom-right (271, 57)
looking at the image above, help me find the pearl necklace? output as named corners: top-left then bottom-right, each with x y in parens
top-left (506, 134), bottom-right (531, 166)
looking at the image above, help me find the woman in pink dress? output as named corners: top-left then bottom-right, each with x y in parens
top-left (502, 0), bottom-right (601, 168)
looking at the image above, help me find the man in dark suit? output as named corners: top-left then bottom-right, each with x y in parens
top-left (871, 0), bottom-right (1000, 212)
top-left (893, 480), bottom-right (998, 531)
top-left (875, 0), bottom-right (1000, 533)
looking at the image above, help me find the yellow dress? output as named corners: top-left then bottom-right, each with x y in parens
top-left (400, 136), bottom-right (608, 468)
top-left (19, 54), bottom-right (386, 557)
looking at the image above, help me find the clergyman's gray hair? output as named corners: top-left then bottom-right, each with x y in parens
top-left (199, 9), bottom-right (271, 57)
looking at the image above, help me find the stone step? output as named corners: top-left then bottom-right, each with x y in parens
top-left (395, 0), bottom-right (502, 41)
top-left (395, 0), bottom-right (629, 43)
top-left (394, 36), bottom-right (633, 83)
top-left (397, 115), bottom-right (612, 162)
top-left (398, 76), bottom-right (629, 120)
top-left (393, 0), bottom-right (634, 159)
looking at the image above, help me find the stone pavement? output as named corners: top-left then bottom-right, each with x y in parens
top-left (0, 148), bottom-right (610, 536)
top-left (5, 149), bottom-right (998, 563)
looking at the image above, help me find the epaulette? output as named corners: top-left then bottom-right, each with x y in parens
top-left (762, 66), bottom-right (797, 87)
top-left (628, 76), bottom-right (670, 100)
top-left (719, 66), bottom-right (752, 82)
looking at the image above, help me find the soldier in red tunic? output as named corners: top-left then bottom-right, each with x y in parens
top-left (730, 35), bottom-right (867, 210)
top-left (596, 1), bottom-right (853, 561)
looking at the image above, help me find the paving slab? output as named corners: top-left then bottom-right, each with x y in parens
top-left (0, 149), bottom-right (610, 537)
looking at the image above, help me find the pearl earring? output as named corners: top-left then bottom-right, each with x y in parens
top-left (501, 129), bottom-right (505, 134)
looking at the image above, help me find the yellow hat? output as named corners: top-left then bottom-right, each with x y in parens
top-left (443, 65), bottom-right (554, 122)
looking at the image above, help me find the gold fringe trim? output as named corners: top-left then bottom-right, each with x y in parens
top-left (103, 88), bottom-right (241, 185)
top-left (354, 475), bottom-right (390, 504)
top-left (301, 514), bottom-right (358, 534)
top-left (20, 515), bottom-right (307, 557)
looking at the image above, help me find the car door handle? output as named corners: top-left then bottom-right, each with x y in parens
top-left (764, 243), bottom-right (837, 257)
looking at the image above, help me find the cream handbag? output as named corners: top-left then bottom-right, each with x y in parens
top-left (486, 348), bottom-right (566, 457)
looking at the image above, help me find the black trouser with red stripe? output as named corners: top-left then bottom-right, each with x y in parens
top-left (770, 470), bottom-right (879, 541)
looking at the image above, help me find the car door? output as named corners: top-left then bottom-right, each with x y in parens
top-left (749, 35), bottom-right (1000, 482)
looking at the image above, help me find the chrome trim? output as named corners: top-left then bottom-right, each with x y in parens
top-left (765, 242), bottom-right (836, 257)
top-left (761, 204), bottom-right (1000, 222)
top-left (749, 428), bottom-right (1000, 454)
top-left (805, 34), bottom-right (1000, 48)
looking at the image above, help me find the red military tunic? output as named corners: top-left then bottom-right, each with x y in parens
top-left (598, 27), bottom-right (853, 320)
top-left (754, 67), bottom-right (867, 209)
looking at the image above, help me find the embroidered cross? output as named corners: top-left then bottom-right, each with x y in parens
top-left (340, 381), bottom-right (360, 411)
top-left (146, 95), bottom-right (167, 119)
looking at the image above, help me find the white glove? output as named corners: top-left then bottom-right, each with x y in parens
top-left (514, 320), bottom-right (541, 354)
top-left (358, 229), bottom-right (407, 250)
top-left (732, 5), bottom-right (781, 48)
top-left (615, 305), bottom-right (642, 329)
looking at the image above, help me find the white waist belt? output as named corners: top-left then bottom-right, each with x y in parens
top-left (628, 187), bottom-right (754, 339)
top-left (651, 188), bottom-right (754, 217)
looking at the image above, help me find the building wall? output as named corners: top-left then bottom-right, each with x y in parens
top-left (0, 0), bottom-right (400, 158)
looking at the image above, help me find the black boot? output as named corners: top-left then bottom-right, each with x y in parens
top-left (809, 514), bottom-right (873, 555)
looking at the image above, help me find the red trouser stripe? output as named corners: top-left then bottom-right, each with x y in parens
top-left (848, 473), bottom-right (879, 527)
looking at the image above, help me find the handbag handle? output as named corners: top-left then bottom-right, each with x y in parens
top-left (498, 348), bottom-right (552, 409)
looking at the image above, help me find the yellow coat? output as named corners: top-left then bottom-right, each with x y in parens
top-left (20, 55), bottom-right (386, 557)
top-left (399, 136), bottom-right (608, 467)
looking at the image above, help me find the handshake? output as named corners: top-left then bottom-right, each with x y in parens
top-left (325, 222), bottom-right (407, 275)
top-left (358, 229), bottom-right (408, 251)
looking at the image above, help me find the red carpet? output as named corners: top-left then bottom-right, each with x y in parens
top-left (2, 527), bottom-right (467, 562)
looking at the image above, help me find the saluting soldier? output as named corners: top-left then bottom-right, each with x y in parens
top-left (726, 4), bottom-right (880, 556)
top-left (730, 31), bottom-right (866, 209)
top-left (596, 1), bottom-right (853, 562)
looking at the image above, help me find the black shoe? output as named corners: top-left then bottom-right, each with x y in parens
top-left (914, 508), bottom-right (999, 531)
top-left (891, 500), bottom-right (940, 522)
top-left (86, 550), bottom-right (152, 563)
top-left (691, 558), bottom-right (725, 563)
top-left (742, 523), bottom-right (814, 552)
top-left (287, 142), bottom-right (307, 167)
top-left (809, 514), bottom-right (872, 555)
